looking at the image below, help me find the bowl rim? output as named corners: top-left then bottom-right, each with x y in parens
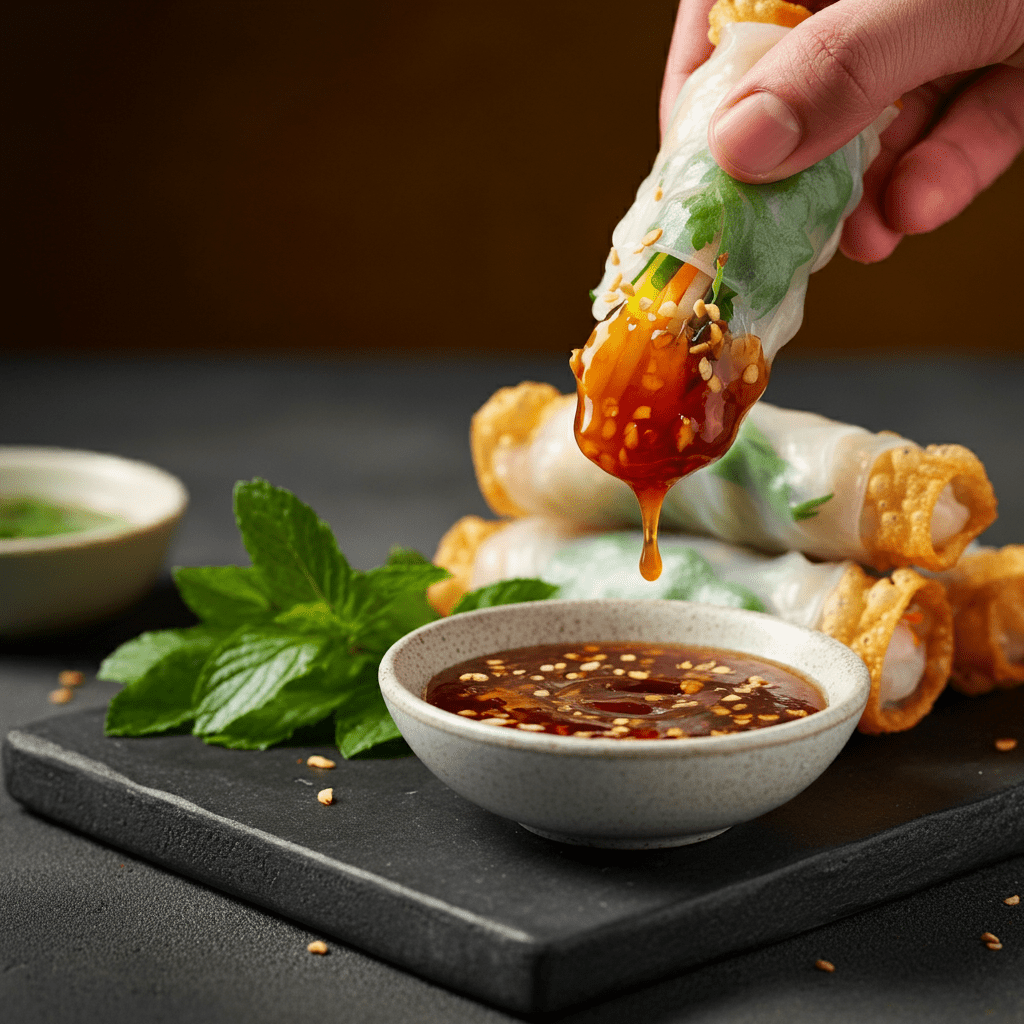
top-left (0, 445), bottom-right (188, 555)
top-left (380, 599), bottom-right (871, 760)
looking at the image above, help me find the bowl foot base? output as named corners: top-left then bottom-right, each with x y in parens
top-left (519, 825), bottom-right (730, 849)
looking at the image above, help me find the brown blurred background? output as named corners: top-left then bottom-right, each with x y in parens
top-left (5, 1), bottom-right (1023, 358)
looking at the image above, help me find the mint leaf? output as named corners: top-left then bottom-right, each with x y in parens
top-left (192, 627), bottom-right (328, 736)
top-left (451, 578), bottom-right (558, 614)
top-left (710, 421), bottom-right (831, 523)
top-left (273, 601), bottom-right (347, 636)
top-left (202, 654), bottom-right (365, 750)
top-left (661, 148), bottom-right (853, 318)
top-left (104, 627), bottom-right (226, 736)
top-left (334, 675), bottom-right (407, 759)
top-left (233, 479), bottom-right (350, 610)
top-left (99, 627), bottom-right (217, 685)
top-left (173, 565), bottom-right (274, 626)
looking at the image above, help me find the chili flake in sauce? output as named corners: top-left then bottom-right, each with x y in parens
top-left (425, 642), bottom-right (824, 739)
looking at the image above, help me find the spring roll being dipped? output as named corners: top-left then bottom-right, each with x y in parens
top-left (430, 516), bottom-right (953, 735)
top-left (569, 0), bottom-right (898, 579)
top-left (472, 384), bottom-right (997, 573)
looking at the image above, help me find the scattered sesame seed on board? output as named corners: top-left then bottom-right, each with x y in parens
top-left (59, 670), bottom-right (84, 687)
top-left (980, 931), bottom-right (999, 943)
top-left (994, 738), bottom-right (1018, 752)
top-left (48, 688), bottom-right (73, 704)
top-left (1005, 895), bottom-right (1020, 905)
top-left (814, 959), bottom-right (835, 973)
top-left (317, 788), bottom-right (334, 806)
top-left (307, 940), bottom-right (329, 955)
top-left (307, 755), bottom-right (336, 769)
top-left (986, 941), bottom-right (1003, 950)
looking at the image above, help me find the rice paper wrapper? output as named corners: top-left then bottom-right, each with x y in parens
top-left (591, 21), bottom-right (895, 361)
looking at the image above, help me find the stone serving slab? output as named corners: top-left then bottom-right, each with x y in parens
top-left (5, 689), bottom-right (1024, 1014)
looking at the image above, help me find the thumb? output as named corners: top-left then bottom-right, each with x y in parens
top-left (706, 0), bottom-right (1024, 182)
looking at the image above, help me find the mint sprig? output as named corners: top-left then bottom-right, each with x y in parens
top-left (100, 480), bottom-right (551, 758)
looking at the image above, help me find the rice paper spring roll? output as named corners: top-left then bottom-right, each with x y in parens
top-left (568, 2), bottom-right (898, 576)
top-left (937, 545), bottom-right (1024, 696)
top-left (430, 516), bottom-right (953, 734)
top-left (471, 382), bottom-right (997, 572)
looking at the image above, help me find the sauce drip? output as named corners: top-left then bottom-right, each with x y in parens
top-left (425, 641), bottom-right (825, 739)
top-left (570, 254), bottom-right (768, 579)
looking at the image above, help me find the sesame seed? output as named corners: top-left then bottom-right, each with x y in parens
top-left (59, 670), bottom-right (84, 687)
top-left (711, 707), bottom-right (731, 716)
top-left (486, 658), bottom-right (504, 665)
top-left (786, 709), bottom-right (808, 717)
top-left (721, 694), bottom-right (740, 702)
top-left (627, 670), bottom-right (650, 679)
top-left (610, 247), bottom-right (619, 265)
top-left (610, 272), bottom-right (622, 291)
top-left (602, 291), bottom-right (618, 303)
top-left (620, 282), bottom-right (635, 296)
top-left (624, 422), bottom-right (639, 449)
top-left (694, 662), bottom-right (716, 670)
top-left (317, 788), bottom-right (334, 806)
top-left (758, 714), bottom-right (780, 722)
top-left (613, 668), bottom-right (626, 676)
top-left (742, 363), bottom-right (759, 384)
top-left (732, 704), bottom-right (748, 712)
top-left (654, 188), bottom-right (663, 201)
top-left (677, 661), bottom-right (692, 669)
top-left (530, 675), bottom-right (545, 681)
top-left (981, 932), bottom-right (1000, 943)
top-left (709, 323), bottom-right (723, 344)
top-left (592, 654), bottom-right (607, 660)
top-left (620, 654), bottom-right (637, 661)
top-left (1004, 895), bottom-right (1020, 905)
top-left (579, 661), bottom-right (601, 671)
top-left (689, 341), bottom-right (710, 356)
top-left (518, 723), bottom-right (545, 732)
top-left (709, 729), bottom-right (732, 736)
top-left (48, 688), bottom-right (73, 704)
top-left (680, 681), bottom-right (704, 693)
top-left (457, 709), bottom-right (477, 716)
top-left (698, 357), bottom-right (713, 381)
top-left (540, 664), bottom-right (554, 671)
top-left (307, 940), bottom-right (329, 955)
top-left (306, 755), bottom-right (336, 769)
top-left (513, 669), bottom-right (526, 675)
top-left (566, 672), bottom-right (581, 679)
top-left (815, 959), bottom-right (835, 973)
top-left (641, 228), bottom-right (663, 247)
top-left (533, 689), bottom-right (550, 697)
top-left (708, 375), bottom-right (722, 393)
top-left (555, 662), bottom-right (567, 669)
top-left (610, 726), bottom-right (630, 735)
top-left (987, 941), bottom-right (1003, 950)
top-left (995, 738), bottom-right (1018, 751)
top-left (460, 672), bottom-right (489, 682)
top-left (665, 728), bottom-right (684, 737)
top-left (712, 665), bottom-right (732, 674)
top-left (482, 718), bottom-right (512, 726)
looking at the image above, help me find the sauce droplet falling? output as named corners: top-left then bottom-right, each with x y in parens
top-left (637, 487), bottom-right (665, 581)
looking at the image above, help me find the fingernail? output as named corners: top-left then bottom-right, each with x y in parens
top-left (710, 92), bottom-right (802, 177)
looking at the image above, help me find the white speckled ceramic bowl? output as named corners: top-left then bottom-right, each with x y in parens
top-left (0, 447), bottom-right (188, 636)
top-left (380, 600), bottom-right (870, 849)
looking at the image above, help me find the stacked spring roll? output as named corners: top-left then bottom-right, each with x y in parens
top-left (430, 519), bottom-right (953, 735)
top-left (473, 383), bottom-right (997, 572)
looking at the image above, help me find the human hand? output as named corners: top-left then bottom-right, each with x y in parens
top-left (660, 0), bottom-right (1024, 262)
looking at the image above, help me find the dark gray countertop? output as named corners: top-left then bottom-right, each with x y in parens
top-left (2, 355), bottom-right (1023, 1023)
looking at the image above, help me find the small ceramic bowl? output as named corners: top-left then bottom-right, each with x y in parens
top-left (380, 599), bottom-right (870, 849)
top-left (0, 446), bottom-right (188, 637)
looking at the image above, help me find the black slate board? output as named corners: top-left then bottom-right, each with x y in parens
top-left (5, 689), bottom-right (1024, 1014)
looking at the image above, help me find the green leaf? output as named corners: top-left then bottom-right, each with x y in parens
top-left (192, 626), bottom-right (328, 736)
top-left (662, 149), bottom-right (853, 318)
top-left (334, 680), bottom-right (405, 759)
top-left (451, 578), bottom-right (558, 614)
top-left (273, 601), bottom-right (347, 636)
top-left (104, 628), bottom-right (226, 736)
top-left (99, 627), bottom-right (220, 685)
top-left (202, 654), bottom-right (364, 750)
top-left (792, 493), bottom-right (834, 521)
top-left (710, 420), bottom-right (831, 524)
top-left (233, 479), bottom-right (351, 610)
top-left (172, 565), bottom-right (274, 626)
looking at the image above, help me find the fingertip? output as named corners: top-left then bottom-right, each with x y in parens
top-left (885, 145), bottom-right (973, 235)
top-left (839, 203), bottom-right (904, 264)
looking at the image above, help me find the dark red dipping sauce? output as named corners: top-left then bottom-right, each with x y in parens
top-left (424, 641), bottom-right (825, 739)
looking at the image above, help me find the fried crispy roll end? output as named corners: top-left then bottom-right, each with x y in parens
top-left (861, 444), bottom-right (998, 573)
top-left (428, 516), bottom-right (507, 615)
top-left (707, 0), bottom-right (812, 44)
top-left (820, 565), bottom-right (953, 734)
top-left (944, 545), bottom-right (1024, 696)
top-left (470, 382), bottom-right (564, 519)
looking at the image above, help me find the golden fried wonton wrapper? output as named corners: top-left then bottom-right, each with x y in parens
top-left (428, 515), bottom-right (507, 616)
top-left (820, 565), bottom-right (953, 734)
top-left (707, 0), bottom-right (812, 45)
top-left (941, 545), bottom-right (1024, 696)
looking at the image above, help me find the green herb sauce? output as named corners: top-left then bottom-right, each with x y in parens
top-left (0, 497), bottom-right (127, 539)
